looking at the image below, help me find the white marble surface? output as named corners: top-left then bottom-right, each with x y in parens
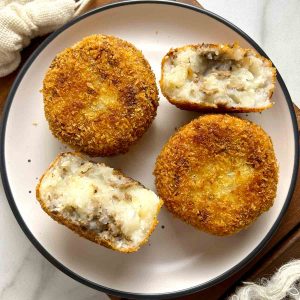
top-left (0, 1), bottom-right (299, 299)
top-left (203, 0), bottom-right (300, 107)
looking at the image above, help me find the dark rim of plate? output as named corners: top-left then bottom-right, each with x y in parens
top-left (0, 1), bottom-right (299, 299)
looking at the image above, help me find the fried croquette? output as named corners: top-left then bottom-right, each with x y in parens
top-left (36, 152), bottom-right (163, 253)
top-left (160, 43), bottom-right (276, 112)
top-left (43, 35), bottom-right (159, 156)
top-left (154, 115), bottom-right (278, 236)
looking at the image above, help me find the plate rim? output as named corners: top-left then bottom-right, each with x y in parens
top-left (0, 0), bottom-right (299, 298)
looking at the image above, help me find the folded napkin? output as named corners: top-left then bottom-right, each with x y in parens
top-left (0, 0), bottom-right (91, 77)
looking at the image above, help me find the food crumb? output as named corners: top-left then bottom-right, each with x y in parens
top-left (161, 225), bottom-right (165, 229)
top-left (28, 159), bottom-right (31, 163)
top-left (32, 122), bottom-right (38, 126)
top-left (155, 30), bottom-right (158, 35)
top-left (29, 191), bottom-right (31, 194)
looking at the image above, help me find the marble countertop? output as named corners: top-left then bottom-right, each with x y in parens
top-left (204, 0), bottom-right (300, 108)
top-left (1, 1), bottom-right (299, 299)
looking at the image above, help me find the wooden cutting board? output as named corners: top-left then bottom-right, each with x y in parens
top-left (0, 1), bottom-right (299, 299)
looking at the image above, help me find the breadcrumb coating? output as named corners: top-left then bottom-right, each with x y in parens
top-left (43, 35), bottom-right (159, 156)
top-left (154, 114), bottom-right (278, 236)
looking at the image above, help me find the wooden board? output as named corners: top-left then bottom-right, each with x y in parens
top-left (0, 1), bottom-right (299, 299)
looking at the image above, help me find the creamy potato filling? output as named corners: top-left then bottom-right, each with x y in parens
top-left (39, 154), bottom-right (161, 250)
top-left (162, 45), bottom-right (274, 108)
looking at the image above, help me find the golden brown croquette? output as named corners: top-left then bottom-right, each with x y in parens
top-left (154, 114), bottom-right (278, 236)
top-left (43, 35), bottom-right (159, 156)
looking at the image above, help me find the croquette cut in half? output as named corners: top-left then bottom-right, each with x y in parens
top-left (154, 115), bottom-right (278, 236)
top-left (43, 35), bottom-right (159, 156)
top-left (36, 152), bottom-right (163, 253)
top-left (160, 43), bottom-right (276, 112)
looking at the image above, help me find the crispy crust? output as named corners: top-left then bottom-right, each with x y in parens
top-left (154, 115), bottom-right (278, 236)
top-left (160, 43), bottom-right (276, 113)
top-left (36, 152), bottom-right (163, 253)
top-left (43, 35), bottom-right (159, 157)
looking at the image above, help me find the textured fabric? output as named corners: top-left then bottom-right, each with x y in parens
top-left (0, 0), bottom-right (77, 77)
top-left (229, 260), bottom-right (300, 300)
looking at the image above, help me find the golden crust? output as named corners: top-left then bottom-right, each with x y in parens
top-left (43, 35), bottom-right (159, 156)
top-left (36, 152), bottom-right (163, 253)
top-left (154, 115), bottom-right (278, 236)
top-left (160, 43), bottom-right (276, 113)
top-left (164, 100), bottom-right (273, 113)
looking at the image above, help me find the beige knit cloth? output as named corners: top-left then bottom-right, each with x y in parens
top-left (229, 260), bottom-right (300, 300)
top-left (0, 0), bottom-right (92, 77)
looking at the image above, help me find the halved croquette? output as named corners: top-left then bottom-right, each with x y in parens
top-left (37, 152), bottom-right (163, 253)
top-left (160, 43), bottom-right (276, 112)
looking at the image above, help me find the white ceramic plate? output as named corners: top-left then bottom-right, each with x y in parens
top-left (1, 1), bottom-right (298, 298)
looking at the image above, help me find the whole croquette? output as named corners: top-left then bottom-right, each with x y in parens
top-left (154, 114), bottom-right (278, 236)
top-left (43, 35), bottom-right (159, 156)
